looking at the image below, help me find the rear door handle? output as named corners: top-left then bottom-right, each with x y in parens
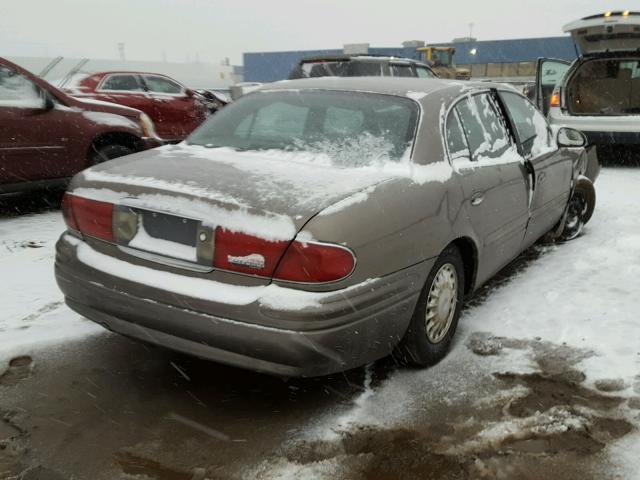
top-left (471, 193), bottom-right (485, 206)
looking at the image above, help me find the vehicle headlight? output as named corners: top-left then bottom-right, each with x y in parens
top-left (138, 113), bottom-right (157, 138)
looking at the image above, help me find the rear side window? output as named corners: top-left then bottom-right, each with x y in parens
top-left (144, 75), bottom-right (183, 94)
top-left (390, 64), bottom-right (415, 77)
top-left (454, 93), bottom-right (511, 161)
top-left (445, 110), bottom-right (470, 160)
top-left (416, 66), bottom-right (435, 78)
top-left (500, 91), bottom-right (552, 157)
top-left (100, 75), bottom-right (143, 91)
top-left (347, 62), bottom-right (383, 76)
top-left (0, 66), bottom-right (42, 108)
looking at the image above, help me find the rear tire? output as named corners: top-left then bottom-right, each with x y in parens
top-left (396, 245), bottom-right (465, 367)
top-left (90, 144), bottom-right (134, 165)
top-left (560, 179), bottom-right (596, 241)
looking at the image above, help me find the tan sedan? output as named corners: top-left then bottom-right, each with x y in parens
top-left (55, 77), bottom-right (595, 376)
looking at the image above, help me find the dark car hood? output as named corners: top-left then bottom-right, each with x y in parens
top-left (70, 144), bottom-right (397, 241)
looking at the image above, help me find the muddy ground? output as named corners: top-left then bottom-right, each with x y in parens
top-left (1, 190), bottom-right (639, 480)
top-left (1, 325), bottom-right (637, 479)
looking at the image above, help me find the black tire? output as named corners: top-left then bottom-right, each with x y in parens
top-left (90, 144), bottom-right (134, 165)
top-left (396, 245), bottom-right (465, 367)
top-left (560, 179), bottom-right (596, 241)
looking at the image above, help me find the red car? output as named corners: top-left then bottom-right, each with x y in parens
top-left (67, 72), bottom-right (211, 142)
top-left (0, 58), bottom-right (161, 195)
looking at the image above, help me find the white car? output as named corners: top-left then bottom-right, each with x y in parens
top-left (534, 11), bottom-right (640, 167)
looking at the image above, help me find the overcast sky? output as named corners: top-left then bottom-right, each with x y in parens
top-left (1, 0), bottom-right (638, 65)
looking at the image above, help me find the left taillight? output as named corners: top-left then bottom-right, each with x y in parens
top-left (62, 193), bottom-right (114, 242)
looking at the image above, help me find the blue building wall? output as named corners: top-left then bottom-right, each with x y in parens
top-left (243, 36), bottom-right (577, 82)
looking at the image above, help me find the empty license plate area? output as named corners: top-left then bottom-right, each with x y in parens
top-left (113, 205), bottom-right (215, 266)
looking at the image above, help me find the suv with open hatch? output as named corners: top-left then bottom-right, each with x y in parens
top-left (534, 11), bottom-right (640, 163)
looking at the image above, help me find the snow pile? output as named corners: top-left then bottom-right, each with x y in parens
top-left (0, 213), bottom-right (101, 364)
top-left (292, 133), bottom-right (403, 168)
top-left (172, 144), bottom-right (451, 188)
top-left (73, 183), bottom-right (297, 242)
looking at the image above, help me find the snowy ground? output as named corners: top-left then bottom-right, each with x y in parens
top-left (0, 168), bottom-right (639, 479)
top-left (0, 207), bottom-right (101, 364)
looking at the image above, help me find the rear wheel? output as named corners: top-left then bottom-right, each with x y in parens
top-left (89, 144), bottom-right (134, 165)
top-left (560, 180), bottom-right (596, 241)
top-left (396, 245), bottom-right (465, 367)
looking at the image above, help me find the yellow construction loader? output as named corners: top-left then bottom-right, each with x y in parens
top-left (417, 47), bottom-right (470, 80)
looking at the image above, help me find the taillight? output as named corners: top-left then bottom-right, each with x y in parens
top-left (61, 193), bottom-right (79, 232)
top-left (213, 229), bottom-right (356, 283)
top-left (550, 87), bottom-right (561, 108)
top-left (213, 228), bottom-right (288, 277)
top-left (62, 194), bottom-right (114, 242)
top-left (274, 241), bottom-right (355, 283)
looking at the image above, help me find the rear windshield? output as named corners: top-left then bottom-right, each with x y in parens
top-left (187, 90), bottom-right (419, 166)
top-left (292, 61), bottom-right (385, 78)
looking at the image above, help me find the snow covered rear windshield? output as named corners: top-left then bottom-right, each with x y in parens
top-left (187, 90), bottom-right (419, 166)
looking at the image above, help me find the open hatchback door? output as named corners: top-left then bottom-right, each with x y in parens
top-left (564, 11), bottom-right (640, 55)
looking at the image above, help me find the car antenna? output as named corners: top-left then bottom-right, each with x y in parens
top-left (39, 56), bottom-right (63, 79)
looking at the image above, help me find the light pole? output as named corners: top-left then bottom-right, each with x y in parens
top-left (117, 42), bottom-right (126, 62)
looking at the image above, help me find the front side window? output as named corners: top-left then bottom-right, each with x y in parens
top-left (188, 90), bottom-right (419, 166)
top-left (0, 65), bottom-right (42, 108)
top-left (100, 75), bottom-right (143, 91)
top-left (500, 91), bottom-right (552, 157)
top-left (454, 92), bottom-right (512, 161)
top-left (143, 75), bottom-right (183, 94)
top-left (540, 60), bottom-right (570, 87)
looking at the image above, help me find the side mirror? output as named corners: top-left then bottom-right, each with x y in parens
top-left (184, 88), bottom-right (195, 98)
top-left (42, 92), bottom-right (55, 111)
top-left (557, 127), bottom-right (586, 148)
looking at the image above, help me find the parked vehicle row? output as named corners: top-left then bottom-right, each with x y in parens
top-left (55, 77), bottom-right (595, 377)
top-left (0, 58), bottom-right (162, 195)
top-left (66, 71), bottom-right (214, 142)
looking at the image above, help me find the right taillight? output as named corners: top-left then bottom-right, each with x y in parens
top-left (62, 193), bottom-right (114, 242)
top-left (212, 229), bottom-right (355, 283)
top-left (550, 87), bottom-right (561, 108)
top-left (273, 240), bottom-right (355, 283)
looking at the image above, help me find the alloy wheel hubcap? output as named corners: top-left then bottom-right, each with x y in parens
top-left (425, 263), bottom-right (458, 343)
top-left (564, 194), bottom-right (586, 240)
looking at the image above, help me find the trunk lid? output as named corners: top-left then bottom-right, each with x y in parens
top-left (564, 12), bottom-right (640, 55)
top-left (69, 144), bottom-right (395, 274)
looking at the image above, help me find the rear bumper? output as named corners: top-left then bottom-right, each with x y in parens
top-left (55, 234), bottom-right (429, 377)
top-left (548, 108), bottom-right (640, 145)
top-left (582, 131), bottom-right (640, 146)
